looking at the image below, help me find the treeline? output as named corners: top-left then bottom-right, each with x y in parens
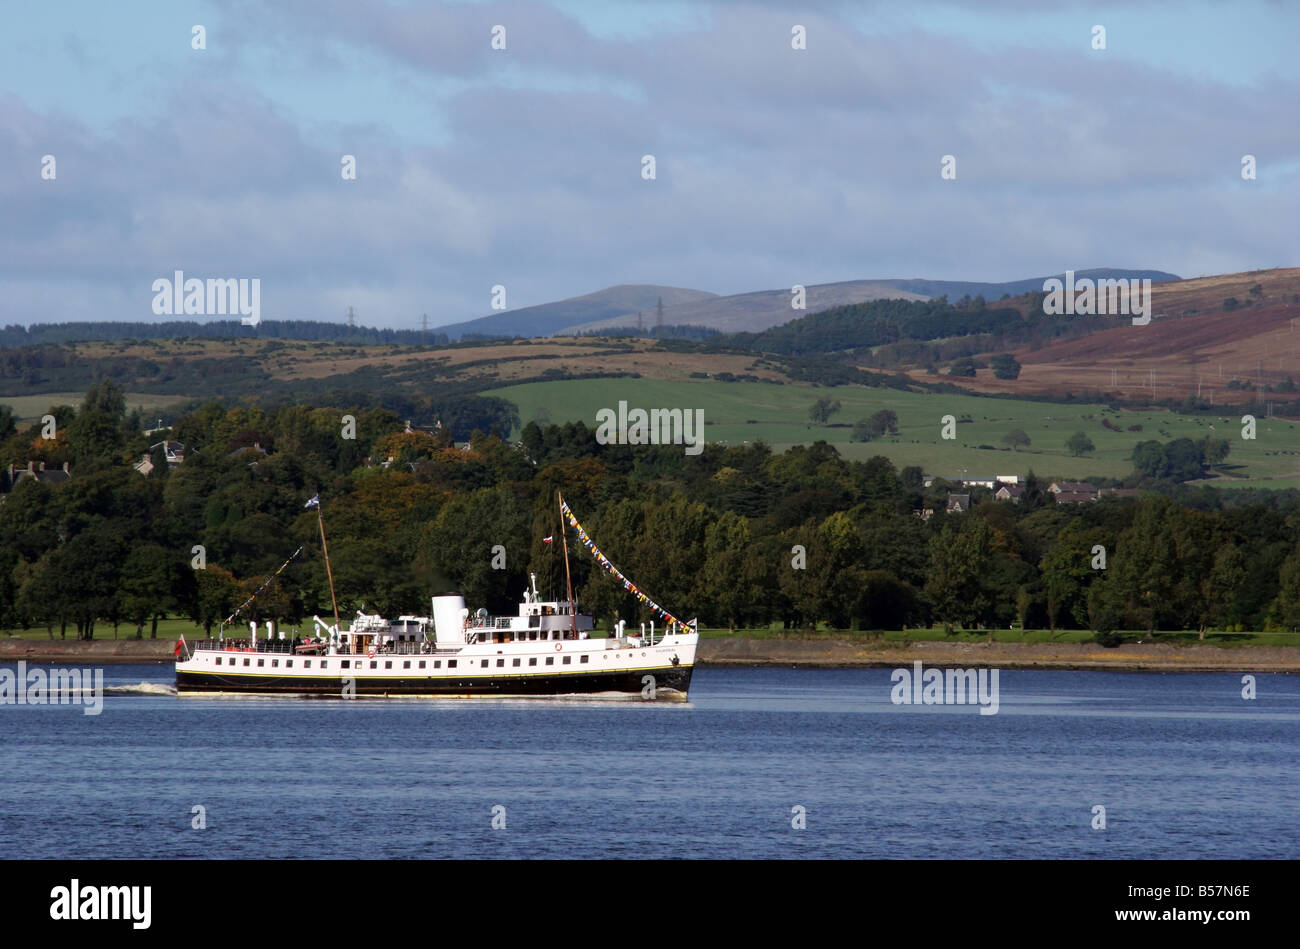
top-left (0, 320), bottom-right (450, 348)
top-left (717, 298), bottom-right (1024, 356)
top-left (574, 324), bottom-right (721, 341)
top-left (2, 382), bottom-right (1299, 640)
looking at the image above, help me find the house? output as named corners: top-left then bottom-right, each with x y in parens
top-left (2, 461), bottom-right (71, 495)
top-left (1049, 481), bottom-right (1097, 497)
top-left (946, 493), bottom-right (971, 513)
top-left (995, 484), bottom-right (1023, 503)
top-left (913, 507), bottom-right (935, 521)
top-left (1053, 490), bottom-right (1096, 505)
top-left (1098, 487), bottom-right (1141, 499)
top-left (226, 441), bottom-right (269, 460)
top-left (924, 474), bottom-right (1019, 490)
top-left (153, 440), bottom-right (185, 467)
top-left (134, 440), bottom-right (185, 476)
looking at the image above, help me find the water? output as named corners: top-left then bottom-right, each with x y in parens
top-left (2, 665), bottom-right (1296, 859)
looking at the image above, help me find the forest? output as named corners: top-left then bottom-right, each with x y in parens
top-left (1, 382), bottom-right (1299, 641)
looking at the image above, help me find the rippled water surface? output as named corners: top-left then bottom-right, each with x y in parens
top-left (2, 665), bottom-right (1296, 858)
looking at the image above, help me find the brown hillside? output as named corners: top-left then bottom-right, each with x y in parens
top-left (916, 268), bottom-right (1300, 404)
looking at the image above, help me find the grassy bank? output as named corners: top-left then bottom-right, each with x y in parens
top-left (6, 618), bottom-right (1295, 650)
top-left (4, 617), bottom-right (218, 642)
top-left (697, 625), bottom-right (1299, 647)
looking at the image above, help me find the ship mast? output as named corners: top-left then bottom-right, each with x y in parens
top-left (557, 492), bottom-right (580, 640)
top-left (316, 498), bottom-right (342, 634)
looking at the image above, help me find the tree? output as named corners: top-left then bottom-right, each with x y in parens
top-left (990, 354), bottom-right (1021, 380)
top-left (925, 518), bottom-right (994, 629)
top-left (1002, 429), bottom-right (1031, 450)
top-left (851, 410), bottom-right (898, 443)
top-left (808, 398), bottom-right (842, 424)
top-left (869, 409), bottom-right (899, 435)
top-left (701, 511), bottom-right (767, 630)
top-left (948, 357), bottom-right (977, 378)
top-left (1101, 497), bottom-right (1181, 634)
top-left (81, 380), bottom-right (127, 419)
top-left (1065, 431), bottom-right (1095, 456)
top-left (118, 545), bottom-right (180, 638)
top-left (855, 570), bottom-right (921, 630)
top-left (1269, 549), bottom-right (1300, 632)
top-left (190, 565), bottom-right (243, 637)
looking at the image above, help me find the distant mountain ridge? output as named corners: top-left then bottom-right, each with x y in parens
top-left (434, 284), bottom-right (717, 340)
top-left (868, 269), bottom-right (1181, 302)
top-left (558, 281), bottom-right (930, 336)
top-left (447, 270), bottom-right (1182, 340)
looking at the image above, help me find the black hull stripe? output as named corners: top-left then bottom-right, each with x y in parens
top-left (176, 667), bottom-right (694, 696)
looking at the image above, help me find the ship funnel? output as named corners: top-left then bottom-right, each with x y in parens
top-left (432, 593), bottom-right (469, 646)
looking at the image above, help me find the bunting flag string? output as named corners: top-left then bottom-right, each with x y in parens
top-left (221, 546), bottom-right (305, 631)
top-left (559, 499), bottom-right (693, 633)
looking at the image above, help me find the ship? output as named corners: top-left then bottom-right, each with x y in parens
top-left (175, 494), bottom-right (698, 698)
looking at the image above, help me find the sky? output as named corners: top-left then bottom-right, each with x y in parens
top-left (2, 0), bottom-right (1297, 330)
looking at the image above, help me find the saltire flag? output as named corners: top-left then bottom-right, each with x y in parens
top-left (304, 495), bottom-right (321, 509)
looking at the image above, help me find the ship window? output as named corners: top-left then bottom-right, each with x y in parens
top-left (272, 659), bottom-right (278, 667)
top-left (562, 656), bottom-right (571, 665)
top-left (286, 660), bottom-right (293, 668)
top-left (341, 660), bottom-right (350, 669)
top-left (370, 661), bottom-right (377, 669)
top-left (258, 659), bottom-right (265, 667)
top-left (496, 659), bottom-right (504, 668)
top-left (481, 660), bottom-right (489, 668)
top-left (512, 658), bottom-right (520, 667)
top-left (580, 655), bottom-right (589, 664)
top-left (404, 660), bottom-right (411, 669)
top-left (304, 661), bottom-right (312, 669)
top-left (385, 660), bottom-right (392, 669)
top-left (243, 658), bottom-right (250, 666)
top-left (215, 657), bottom-right (221, 665)
top-left (545, 657), bottom-right (554, 666)
top-left (528, 615), bottom-right (540, 628)
top-left (434, 661), bottom-right (441, 669)
top-left (528, 658), bottom-right (537, 667)
top-left (448, 660), bottom-right (457, 668)
top-left (320, 661), bottom-right (327, 669)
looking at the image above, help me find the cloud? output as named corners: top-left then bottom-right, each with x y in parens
top-left (0, 0), bottom-right (1296, 328)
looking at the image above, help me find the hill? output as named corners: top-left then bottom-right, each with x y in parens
top-left (868, 268), bottom-right (1180, 302)
top-left (433, 284), bottom-right (717, 340)
top-left (558, 280), bottom-right (929, 335)
top-left (558, 269), bottom-right (1179, 337)
top-left (914, 268), bottom-right (1300, 404)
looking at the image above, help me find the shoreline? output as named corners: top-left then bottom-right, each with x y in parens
top-left (1, 636), bottom-right (1296, 672)
top-left (698, 638), bottom-right (1300, 673)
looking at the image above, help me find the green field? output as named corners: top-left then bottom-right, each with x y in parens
top-left (1, 392), bottom-right (192, 424)
top-left (486, 379), bottom-right (1300, 485)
